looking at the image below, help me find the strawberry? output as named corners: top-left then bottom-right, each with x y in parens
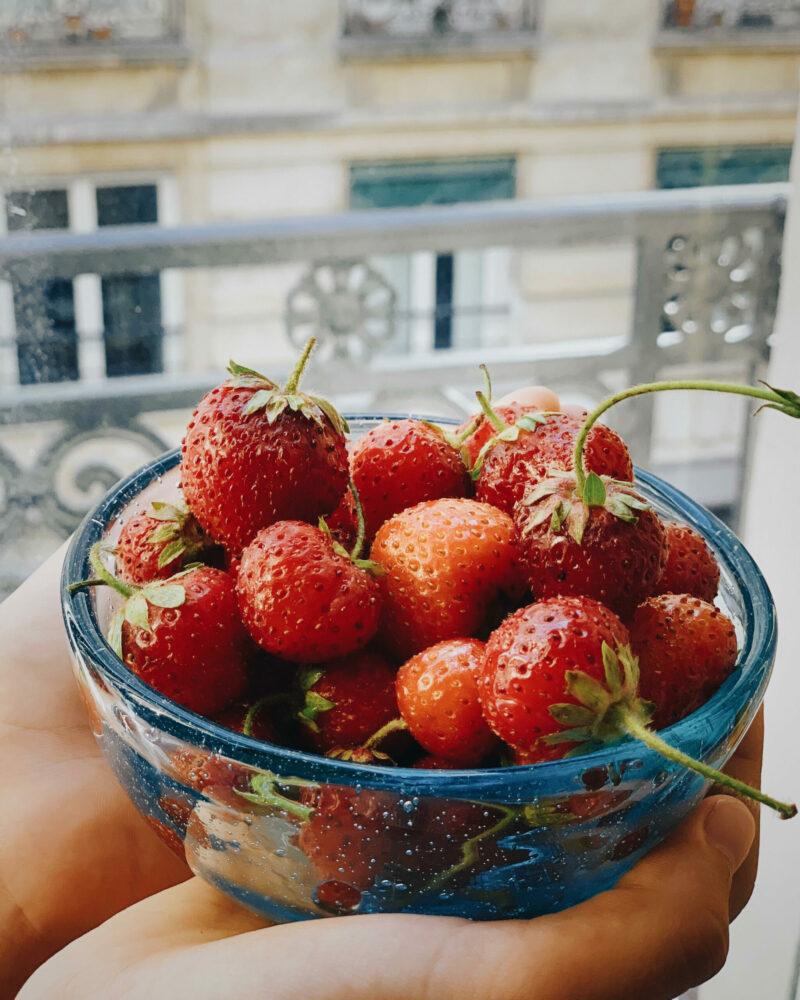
top-left (370, 497), bottom-right (526, 659)
top-left (180, 341), bottom-right (349, 555)
top-left (479, 596), bottom-right (631, 756)
top-left (629, 593), bottom-right (738, 730)
top-left (515, 472), bottom-right (667, 620)
top-left (346, 418), bottom-right (471, 544)
top-left (459, 398), bottom-right (557, 468)
top-left (475, 411), bottom-right (632, 516)
top-left (396, 638), bottom-right (498, 766)
top-left (84, 544), bottom-right (250, 717)
top-left (652, 521), bottom-right (720, 603)
top-left (296, 648), bottom-right (399, 754)
top-left (236, 520), bottom-right (382, 662)
top-left (115, 497), bottom-right (216, 584)
top-left (213, 699), bottom-right (280, 744)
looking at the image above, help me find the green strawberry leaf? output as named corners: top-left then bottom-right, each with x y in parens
top-left (124, 594), bottom-right (151, 632)
top-left (549, 704), bottom-right (596, 727)
top-left (108, 609), bottom-right (124, 657)
top-left (143, 583), bottom-right (186, 608)
top-left (583, 472), bottom-right (607, 507)
top-left (156, 539), bottom-right (187, 569)
top-left (602, 643), bottom-right (622, 692)
top-left (147, 523), bottom-right (179, 545)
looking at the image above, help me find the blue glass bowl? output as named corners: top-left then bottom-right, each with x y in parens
top-left (61, 416), bottom-right (775, 922)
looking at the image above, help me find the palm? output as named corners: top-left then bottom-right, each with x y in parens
top-left (0, 547), bottom-right (188, 993)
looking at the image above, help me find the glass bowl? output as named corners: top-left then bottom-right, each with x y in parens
top-left (61, 416), bottom-right (776, 922)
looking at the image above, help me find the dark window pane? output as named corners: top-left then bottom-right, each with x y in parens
top-left (350, 157), bottom-right (516, 209)
top-left (13, 277), bottom-right (78, 385)
top-left (96, 184), bottom-right (158, 226)
top-left (656, 145), bottom-right (792, 189)
top-left (6, 189), bottom-right (69, 232)
top-left (434, 253), bottom-right (454, 350)
top-left (102, 274), bottom-right (163, 377)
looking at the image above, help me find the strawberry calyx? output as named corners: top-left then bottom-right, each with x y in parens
top-left (227, 337), bottom-right (349, 436)
top-left (295, 666), bottom-right (337, 733)
top-left (545, 642), bottom-right (655, 754)
top-left (79, 542), bottom-right (190, 657)
top-left (363, 716), bottom-right (408, 750)
top-left (143, 498), bottom-right (213, 570)
top-left (468, 388), bottom-right (551, 480)
top-left (319, 478), bottom-right (385, 576)
top-left (546, 641), bottom-right (797, 819)
top-left (326, 746), bottom-right (395, 765)
top-left (518, 471), bottom-right (651, 544)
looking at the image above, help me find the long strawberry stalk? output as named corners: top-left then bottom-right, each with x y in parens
top-left (572, 380), bottom-right (800, 497)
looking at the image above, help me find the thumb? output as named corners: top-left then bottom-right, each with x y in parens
top-left (482, 794), bottom-right (756, 1000)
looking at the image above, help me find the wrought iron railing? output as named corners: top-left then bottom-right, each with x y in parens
top-left (0, 183), bottom-right (787, 596)
top-left (0, 0), bottom-right (185, 60)
top-left (341, 0), bottom-right (537, 45)
top-left (660, 0), bottom-right (800, 34)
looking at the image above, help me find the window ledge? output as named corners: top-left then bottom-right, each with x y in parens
top-left (655, 27), bottom-right (800, 52)
top-left (0, 40), bottom-right (191, 72)
top-left (339, 31), bottom-right (539, 63)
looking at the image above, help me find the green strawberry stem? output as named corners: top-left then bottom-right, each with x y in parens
top-left (364, 717), bottom-right (408, 749)
top-left (349, 478), bottom-right (368, 561)
top-left (424, 805), bottom-right (519, 893)
top-left (283, 337), bottom-right (316, 394)
top-left (476, 389), bottom-right (508, 433)
top-left (617, 707), bottom-right (797, 819)
top-left (242, 695), bottom-right (290, 738)
top-left (573, 379), bottom-right (800, 499)
top-left (86, 542), bottom-right (135, 599)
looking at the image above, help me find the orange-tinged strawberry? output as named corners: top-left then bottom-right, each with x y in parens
top-left (370, 497), bottom-right (526, 660)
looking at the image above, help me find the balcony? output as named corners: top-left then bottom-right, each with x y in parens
top-left (0, 183), bottom-right (786, 597)
top-left (0, 0), bottom-right (188, 70)
top-left (340, 0), bottom-right (538, 59)
top-left (657, 0), bottom-right (800, 49)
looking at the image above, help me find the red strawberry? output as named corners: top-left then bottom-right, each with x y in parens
top-left (476, 411), bottom-right (632, 516)
top-left (479, 596), bottom-right (631, 756)
top-left (236, 521), bottom-right (382, 662)
top-left (296, 648), bottom-right (399, 754)
top-left (652, 521), bottom-right (720, 603)
top-left (181, 344), bottom-right (349, 555)
top-left (213, 699), bottom-right (280, 744)
top-left (629, 593), bottom-right (738, 729)
top-left (346, 418), bottom-right (471, 544)
top-left (514, 473), bottom-right (667, 620)
top-left (370, 497), bottom-right (526, 659)
top-left (396, 638), bottom-right (498, 766)
top-left (459, 398), bottom-right (556, 468)
top-left (108, 562), bottom-right (250, 717)
top-left (115, 498), bottom-right (215, 584)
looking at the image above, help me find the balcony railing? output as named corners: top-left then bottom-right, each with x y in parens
top-left (659, 0), bottom-right (800, 44)
top-left (0, 0), bottom-right (187, 67)
top-left (0, 183), bottom-right (787, 596)
top-left (340, 0), bottom-right (538, 56)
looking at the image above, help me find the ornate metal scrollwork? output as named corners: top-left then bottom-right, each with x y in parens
top-left (343, 0), bottom-right (536, 37)
top-left (32, 422), bottom-right (169, 535)
top-left (286, 259), bottom-right (396, 360)
top-left (659, 226), bottom-right (773, 360)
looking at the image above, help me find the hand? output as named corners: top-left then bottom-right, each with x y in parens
top-left (18, 724), bottom-right (760, 1000)
top-left (0, 545), bottom-right (190, 998)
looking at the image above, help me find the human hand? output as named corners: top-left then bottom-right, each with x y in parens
top-left (18, 718), bottom-right (761, 1000)
top-left (0, 545), bottom-right (190, 998)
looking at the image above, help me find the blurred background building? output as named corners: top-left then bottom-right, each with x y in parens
top-left (1, 3), bottom-right (799, 997)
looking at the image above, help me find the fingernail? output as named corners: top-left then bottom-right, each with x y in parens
top-left (703, 796), bottom-right (756, 872)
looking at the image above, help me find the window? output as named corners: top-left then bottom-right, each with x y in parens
top-left (350, 158), bottom-right (515, 351)
top-left (656, 145), bottom-right (792, 189)
top-left (6, 188), bottom-right (78, 385)
top-left (2, 179), bottom-right (169, 385)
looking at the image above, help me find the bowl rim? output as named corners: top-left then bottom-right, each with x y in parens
top-left (61, 415), bottom-right (777, 798)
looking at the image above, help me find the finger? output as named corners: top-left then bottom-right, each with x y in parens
top-left (494, 385), bottom-right (560, 412)
top-left (712, 705), bottom-right (763, 918)
top-left (22, 796), bottom-right (755, 1000)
